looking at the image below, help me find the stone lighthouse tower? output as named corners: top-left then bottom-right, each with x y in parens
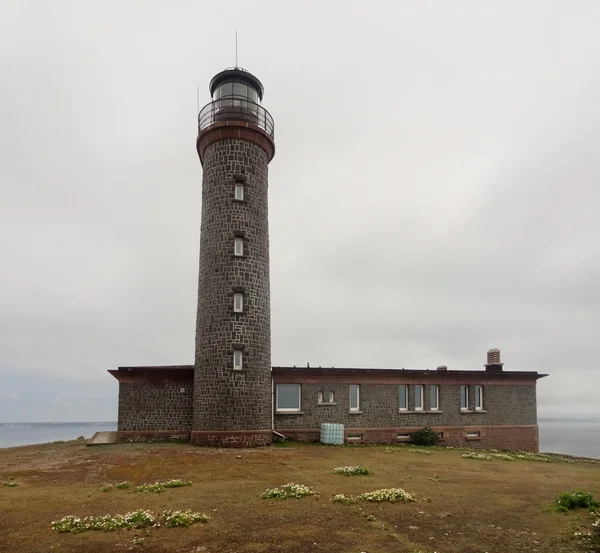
top-left (191, 67), bottom-right (275, 447)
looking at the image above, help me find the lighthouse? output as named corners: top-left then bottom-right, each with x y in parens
top-left (191, 67), bottom-right (275, 447)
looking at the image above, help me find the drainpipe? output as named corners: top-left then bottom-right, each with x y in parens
top-left (271, 374), bottom-right (286, 441)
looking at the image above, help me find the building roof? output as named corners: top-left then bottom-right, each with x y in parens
top-left (108, 365), bottom-right (547, 381)
top-left (271, 366), bottom-right (548, 380)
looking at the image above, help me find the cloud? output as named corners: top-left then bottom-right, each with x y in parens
top-left (1, 0), bottom-right (599, 421)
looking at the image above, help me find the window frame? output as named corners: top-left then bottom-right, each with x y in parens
top-left (233, 292), bottom-right (244, 313)
top-left (460, 385), bottom-right (469, 410)
top-left (233, 349), bottom-right (243, 370)
top-left (399, 384), bottom-right (408, 411)
top-left (276, 384), bottom-right (301, 413)
top-left (318, 391), bottom-right (334, 404)
top-left (430, 384), bottom-right (439, 411)
top-left (234, 182), bottom-right (245, 201)
top-left (414, 384), bottom-right (424, 411)
top-left (474, 385), bottom-right (483, 411)
top-left (349, 384), bottom-right (360, 412)
top-left (234, 237), bottom-right (244, 256)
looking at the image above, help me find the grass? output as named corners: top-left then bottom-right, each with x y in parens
top-left (0, 440), bottom-right (599, 552)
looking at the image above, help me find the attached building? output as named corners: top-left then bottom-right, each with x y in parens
top-left (109, 348), bottom-right (546, 451)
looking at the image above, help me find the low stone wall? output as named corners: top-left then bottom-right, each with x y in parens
top-left (277, 424), bottom-right (539, 452)
top-left (190, 429), bottom-right (272, 448)
top-left (118, 430), bottom-right (191, 443)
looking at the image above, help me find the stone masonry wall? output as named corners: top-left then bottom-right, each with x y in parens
top-left (273, 382), bottom-right (537, 430)
top-left (193, 138), bottom-right (272, 434)
top-left (118, 382), bottom-right (193, 432)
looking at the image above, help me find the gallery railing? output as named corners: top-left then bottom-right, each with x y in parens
top-left (198, 96), bottom-right (274, 137)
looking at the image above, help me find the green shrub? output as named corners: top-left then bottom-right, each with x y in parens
top-left (410, 427), bottom-right (440, 446)
top-left (554, 491), bottom-right (599, 512)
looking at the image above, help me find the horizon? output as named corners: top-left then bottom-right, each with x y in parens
top-left (1, 1), bottom-right (599, 422)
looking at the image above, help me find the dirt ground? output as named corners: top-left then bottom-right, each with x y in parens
top-left (0, 440), bottom-right (599, 553)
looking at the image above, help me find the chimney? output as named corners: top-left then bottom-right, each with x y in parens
top-left (485, 348), bottom-right (503, 372)
top-left (436, 365), bottom-right (448, 372)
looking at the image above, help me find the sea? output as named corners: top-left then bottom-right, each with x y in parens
top-left (0, 419), bottom-right (599, 458)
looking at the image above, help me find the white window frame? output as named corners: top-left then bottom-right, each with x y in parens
top-left (349, 384), bottom-right (360, 412)
top-left (460, 385), bottom-right (469, 410)
top-left (234, 293), bottom-right (244, 313)
top-left (399, 384), bottom-right (408, 411)
top-left (234, 237), bottom-right (244, 256)
top-left (276, 384), bottom-right (301, 412)
top-left (233, 349), bottom-right (243, 370)
top-left (234, 182), bottom-right (244, 201)
top-left (414, 385), bottom-right (424, 411)
top-left (475, 385), bottom-right (483, 411)
top-left (327, 391), bottom-right (334, 403)
top-left (430, 384), bottom-right (439, 411)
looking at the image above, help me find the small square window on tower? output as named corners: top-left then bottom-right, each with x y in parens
top-left (234, 182), bottom-right (245, 201)
top-left (234, 292), bottom-right (244, 312)
top-left (234, 237), bottom-right (244, 256)
top-left (233, 349), bottom-right (243, 370)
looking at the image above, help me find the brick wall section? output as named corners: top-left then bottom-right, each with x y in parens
top-left (192, 138), bottom-right (272, 437)
top-left (118, 382), bottom-right (193, 432)
top-left (273, 382), bottom-right (537, 429)
top-left (280, 425), bottom-right (539, 451)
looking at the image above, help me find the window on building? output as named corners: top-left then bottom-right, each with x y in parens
top-left (430, 385), bottom-right (439, 411)
top-left (475, 385), bottom-right (483, 410)
top-left (349, 385), bottom-right (360, 411)
top-left (276, 384), bottom-right (301, 412)
top-left (318, 391), bottom-right (334, 404)
top-left (234, 183), bottom-right (245, 201)
top-left (234, 292), bottom-right (244, 312)
top-left (233, 349), bottom-right (243, 370)
top-left (399, 384), bottom-right (408, 411)
top-left (415, 385), bottom-right (424, 410)
top-left (460, 385), bottom-right (469, 410)
top-left (234, 237), bottom-right (244, 256)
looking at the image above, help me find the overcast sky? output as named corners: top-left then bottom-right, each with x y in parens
top-left (1, 1), bottom-right (599, 422)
